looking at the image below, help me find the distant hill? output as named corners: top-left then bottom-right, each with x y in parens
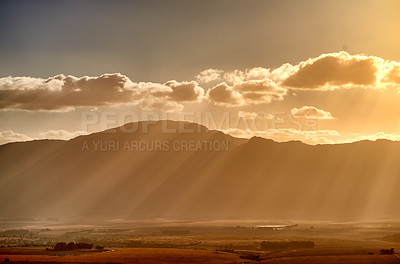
top-left (0, 120), bottom-right (399, 221)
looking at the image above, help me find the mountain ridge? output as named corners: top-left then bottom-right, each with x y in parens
top-left (2, 120), bottom-right (398, 148)
top-left (1, 120), bottom-right (399, 221)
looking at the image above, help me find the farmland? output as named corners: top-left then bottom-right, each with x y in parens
top-left (1, 219), bottom-right (400, 263)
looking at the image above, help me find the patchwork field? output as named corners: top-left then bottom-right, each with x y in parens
top-left (1, 247), bottom-right (399, 264)
top-left (1, 219), bottom-right (400, 263)
top-left (0, 248), bottom-right (240, 264)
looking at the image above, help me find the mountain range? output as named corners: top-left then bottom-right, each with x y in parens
top-left (1, 120), bottom-right (399, 221)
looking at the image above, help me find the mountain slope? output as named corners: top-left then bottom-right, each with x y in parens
top-left (0, 121), bottom-right (399, 221)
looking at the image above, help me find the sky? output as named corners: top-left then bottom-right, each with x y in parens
top-left (1, 0), bottom-right (400, 145)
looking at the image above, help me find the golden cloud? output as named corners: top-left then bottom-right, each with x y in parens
top-left (207, 80), bottom-right (286, 106)
top-left (201, 52), bottom-right (400, 96)
top-left (282, 52), bottom-right (377, 89)
top-left (291, 106), bottom-right (334, 120)
top-left (0, 74), bottom-right (205, 112)
top-left (0, 130), bottom-right (33, 145)
top-left (223, 127), bottom-right (340, 145)
top-left (2, 52), bottom-right (400, 111)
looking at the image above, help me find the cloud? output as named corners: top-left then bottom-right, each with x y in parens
top-left (207, 80), bottom-right (287, 106)
top-left (225, 127), bottom-right (400, 145)
top-left (0, 129), bottom-right (90, 145)
top-left (279, 52), bottom-right (400, 90)
top-left (291, 106), bottom-right (334, 119)
top-left (238, 111), bottom-right (273, 120)
top-left (196, 69), bottom-right (223, 83)
top-left (132, 80), bottom-right (204, 111)
top-left (38, 130), bottom-right (87, 140)
top-left (235, 79), bottom-right (286, 104)
top-left (201, 52), bottom-right (400, 92)
top-left (198, 67), bottom-right (271, 85)
top-left (380, 63), bottom-right (400, 84)
top-left (163, 80), bottom-right (204, 102)
top-left (0, 74), bottom-right (205, 112)
top-left (0, 130), bottom-right (33, 145)
top-left (223, 67), bottom-right (271, 84)
top-left (2, 52), bottom-right (400, 113)
top-left (223, 127), bottom-right (340, 145)
top-left (0, 73), bottom-right (134, 111)
top-left (281, 52), bottom-right (378, 89)
top-left (206, 82), bottom-right (244, 106)
top-left (201, 52), bottom-right (400, 109)
top-left (341, 132), bottom-right (400, 143)
top-left (140, 99), bottom-right (184, 112)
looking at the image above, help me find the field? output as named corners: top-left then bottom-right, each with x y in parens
top-left (1, 219), bottom-right (400, 263)
top-left (0, 247), bottom-right (398, 264)
top-left (0, 248), bottom-right (241, 264)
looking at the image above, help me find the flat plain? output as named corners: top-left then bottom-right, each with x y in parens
top-left (1, 219), bottom-right (400, 263)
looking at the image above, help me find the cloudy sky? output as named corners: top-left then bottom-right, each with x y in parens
top-left (1, 0), bottom-right (400, 145)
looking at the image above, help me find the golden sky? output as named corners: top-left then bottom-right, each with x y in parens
top-left (1, 0), bottom-right (400, 145)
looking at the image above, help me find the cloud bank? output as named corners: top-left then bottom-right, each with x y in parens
top-left (38, 130), bottom-right (87, 140)
top-left (223, 128), bottom-right (400, 145)
top-left (238, 111), bottom-right (274, 120)
top-left (223, 127), bottom-right (341, 145)
top-left (281, 52), bottom-right (378, 89)
top-left (2, 52), bottom-right (400, 111)
top-left (0, 130), bottom-right (33, 145)
top-left (0, 74), bottom-right (204, 111)
top-left (206, 79), bottom-right (286, 106)
top-left (0, 129), bottom-right (88, 145)
top-left (200, 51), bottom-right (400, 106)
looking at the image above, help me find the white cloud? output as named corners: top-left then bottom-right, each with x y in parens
top-left (223, 127), bottom-right (340, 145)
top-left (0, 130), bottom-right (33, 145)
top-left (163, 80), bottom-right (204, 102)
top-left (201, 52), bottom-right (400, 92)
top-left (140, 99), bottom-right (184, 112)
top-left (341, 132), bottom-right (400, 143)
top-left (206, 82), bottom-right (244, 106)
top-left (196, 69), bottom-right (223, 83)
top-left (0, 74), bottom-right (205, 112)
top-left (207, 80), bottom-right (287, 106)
top-left (0, 129), bottom-right (91, 145)
top-left (38, 130), bottom-right (87, 140)
top-left (281, 52), bottom-right (378, 89)
top-left (224, 67), bottom-right (271, 84)
top-left (291, 106), bottom-right (334, 119)
top-left (279, 51), bottom-right (400, 90)
top-left (3, 52), bottom-right (400, 113)
top-left (238, 111), bottom-right (274, 120)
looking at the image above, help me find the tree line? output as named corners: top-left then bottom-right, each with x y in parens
top-left (260, 241), bottom-right (315, 251)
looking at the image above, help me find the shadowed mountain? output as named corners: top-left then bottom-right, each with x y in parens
top-left (0, 120), bottom-right (399, 221)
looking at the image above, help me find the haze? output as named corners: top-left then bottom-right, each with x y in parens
top-left (2, 1), bottom-right (400, 263)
